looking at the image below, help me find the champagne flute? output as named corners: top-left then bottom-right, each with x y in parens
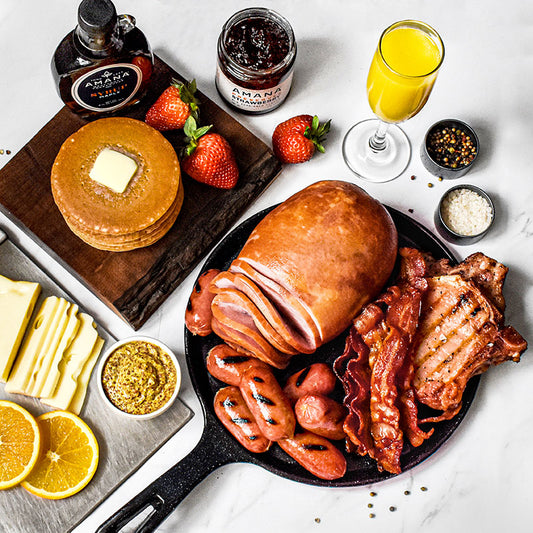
top-left (343, 20), bottom-right (444, 182)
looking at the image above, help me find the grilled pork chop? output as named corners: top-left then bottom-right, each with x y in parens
top-left (412, 252), bottom-right (527, 420)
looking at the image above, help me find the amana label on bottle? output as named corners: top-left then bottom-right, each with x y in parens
top-left (216, 65), bottom-right (293, 112)
top-left (72, 63), bottom-right (142, 112)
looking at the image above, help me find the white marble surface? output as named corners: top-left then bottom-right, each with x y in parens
top-left (1, 1), bottom-right (532, 532)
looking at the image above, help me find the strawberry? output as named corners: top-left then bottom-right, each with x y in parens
top-left (145, 79), bottom-right (200, 131)
top-left (181, 117), bottom-right (239, 189)
top-left (272, 115), bottom-right (331, 164)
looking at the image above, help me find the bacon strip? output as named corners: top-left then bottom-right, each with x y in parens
top-left (335, 248), bottom-right (431, 474)
top-left (333, 329), bottom-right (372, 456)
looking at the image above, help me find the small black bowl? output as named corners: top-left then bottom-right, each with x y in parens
top-left (435, 184), bottom-right (494, 245)
top-left (421, 119), bottom-right (479, 179)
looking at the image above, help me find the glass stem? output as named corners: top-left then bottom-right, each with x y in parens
top-left (369, 120), bottom-right (389, 152)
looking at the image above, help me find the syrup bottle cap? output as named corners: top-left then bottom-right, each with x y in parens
top-left (77, 0), bottom-right (117, 48)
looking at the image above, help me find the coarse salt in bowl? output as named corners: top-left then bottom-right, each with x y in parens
top-left (435, 184), bottom-right (494, 244)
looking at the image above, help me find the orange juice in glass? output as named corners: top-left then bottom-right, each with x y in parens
top-left (343, 21), bottom-right (444, 182)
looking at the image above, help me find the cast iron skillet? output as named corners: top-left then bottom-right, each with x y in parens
top-left (97, 206), bottom-right (479, 533)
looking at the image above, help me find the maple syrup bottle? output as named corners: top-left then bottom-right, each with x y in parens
top-left (52, 0), bottom-right (153, 117)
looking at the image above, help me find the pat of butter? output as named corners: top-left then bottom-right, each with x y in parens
top-left (89, 148), bottom-right (138, 193)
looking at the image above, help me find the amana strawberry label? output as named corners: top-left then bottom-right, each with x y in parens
top-left (216, 65), bottom-right (293, 112)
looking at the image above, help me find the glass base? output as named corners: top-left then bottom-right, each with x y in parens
top-left (342, 119), bottom-right (411, 183)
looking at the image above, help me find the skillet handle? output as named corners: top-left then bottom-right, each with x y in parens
top-left (96, 427), bottom-right (231, 533)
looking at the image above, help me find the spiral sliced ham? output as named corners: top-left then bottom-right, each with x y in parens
top-left (210, 180), bottom-right (398, 368)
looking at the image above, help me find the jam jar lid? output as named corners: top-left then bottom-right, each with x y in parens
top-left (218, 7), bottom-right (297, 81)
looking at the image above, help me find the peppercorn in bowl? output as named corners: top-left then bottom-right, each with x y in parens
top-left (421, 119), bottom-right (479, 178)
top-left (97, 336), bottom-right (181, 420)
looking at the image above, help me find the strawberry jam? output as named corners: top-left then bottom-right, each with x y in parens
top-left (216, 8), bottom-right (296, 114)
top-left (225, 17), bottom-right (290, 70)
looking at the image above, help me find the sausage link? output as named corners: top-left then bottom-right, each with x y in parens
top-left (214, 386), bottom-right (271, 453)
top-left (240, 365), bottom-right (295, 441)
top-left (283, 363), bottom-right (337, 404)
top-left (206, 344), bottom-right (269, 386)
top-left (294, 393), bottom-right (347, 440)
top-left (185, 269), bottom-right (220, 336)
top-left (277, 431), bottom-right (347, 480)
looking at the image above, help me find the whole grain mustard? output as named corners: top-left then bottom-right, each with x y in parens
top-left (101, 340), bottom-right (176, 415)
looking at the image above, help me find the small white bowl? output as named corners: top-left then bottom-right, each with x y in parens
top-left (97, 335), bottom-right (181, 420)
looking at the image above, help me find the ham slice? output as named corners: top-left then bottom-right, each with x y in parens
top-left (210, 180), bottom-right (398, 367)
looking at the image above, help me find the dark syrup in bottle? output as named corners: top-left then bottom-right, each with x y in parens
top-left (52, 0), bottom-right (153, 118)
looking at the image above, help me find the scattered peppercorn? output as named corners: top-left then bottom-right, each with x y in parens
top-left (389, 506), bottom-right (397, 512)
top-left (408, 208), bottom-right (414, 213)
top-left (427, 126), bottom-right (477, 169)
top-left (404, 490), bottom-right (411, 495)
top-left (369, 513), bottom-right (376, 519)
top-left (420, 486), bottom-right (428, 492)
top-left (6, 150), bottom-right (10, 155)
top-left (370, 491), bottom-right (377, 497)
top-left (410, 175), bottom-right (416, 180)
top-left (367, 503), bottom-right (373, 508)
top-left (314, 518), bottom-right (321, 524)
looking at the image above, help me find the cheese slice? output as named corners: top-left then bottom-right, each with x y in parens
top-left (89, 148), bottom-right (138, 193)
top-left (41, 313), bottom-right (103, 414)
top-left (37, 304), bottom-right (81, 398)
top-left (5, 296), bottom-right (62, 394)
top-left (0, 274), bottom-right (41, 382)
top-left (68, 336), bottom-right (104, 415)
top-left (25, 298), bottom-right (72, 397)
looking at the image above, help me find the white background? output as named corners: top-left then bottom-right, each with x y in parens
top-left (1, 1), bottom-right (532, 532)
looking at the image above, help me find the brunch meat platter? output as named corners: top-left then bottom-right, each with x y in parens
top-left (0, 55), bottom-right (282, 330)
top-left (0, 227), bottom-right (193, 533)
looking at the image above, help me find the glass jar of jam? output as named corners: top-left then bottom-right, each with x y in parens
top-left (216, 8), bottom-right (297, 114)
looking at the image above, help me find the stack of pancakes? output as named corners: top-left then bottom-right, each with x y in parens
top-left (51, 117), bottom-right (183, 251)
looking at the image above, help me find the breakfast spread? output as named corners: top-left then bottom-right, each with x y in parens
top-left (1, 4), bottom-right (531, 530)
top-left (51, 117), bottom-right (183, 251)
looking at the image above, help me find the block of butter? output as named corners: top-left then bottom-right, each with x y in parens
top-left (89, 148), bottom-right (138, 193)
top-left (0, 275), bottom-right (41, 383)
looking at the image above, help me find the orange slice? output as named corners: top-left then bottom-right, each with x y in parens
top-left (21, 410), bottom-right (99, 499)
top-left (0, 400), bottom-right (41, 490)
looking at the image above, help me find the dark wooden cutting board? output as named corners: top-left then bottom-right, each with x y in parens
top-left (0, 55), bottom-right (282, 329)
